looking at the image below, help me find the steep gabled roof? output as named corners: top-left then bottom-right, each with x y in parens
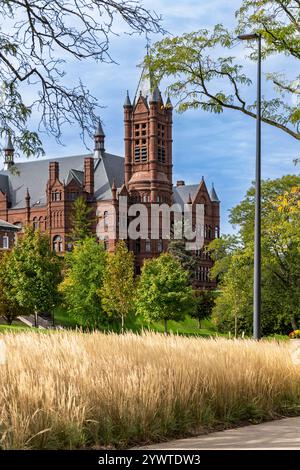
top-left (66, 169), bottom-right (84, 186)
top-left (0, 152), bottom-right (124, 208)
top-left (172, 184), bottom-right (199, 207)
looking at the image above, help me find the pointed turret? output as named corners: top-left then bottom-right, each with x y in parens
top-left (166, 95), bottom-right (173, 109)
top-left (25, 188), bottom-right (30, 203)
top-left (124, 90), bottom-right (132, 107)
top-left (112, 179), bottom-right (117, 201)
top-left (3, 133), bottom-right (15, 169)
top-left (149, 85), bottom-right (160, 103)
top-left (94, 118), bottom-right (105, 155)
top-left (210, 183), bottom-right (220, 203)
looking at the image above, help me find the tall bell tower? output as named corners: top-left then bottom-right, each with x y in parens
top-left (123, 69), bottom-right (173, 204)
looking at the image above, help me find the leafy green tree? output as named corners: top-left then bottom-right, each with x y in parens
top-left (69, 196), bottom-right (94, 243)
top-left (136, 253), bottom-right (196, 333)
top-left (208, 175), bottom-right (300, 336)
top-left (147, 1), bottom-right (300, 141)
top-left (4, 228), bottom-right (62, 326)
top-left (0, 253), bottom-right (26, 324)
top-left (192, 290), bottom-right (216, 329)
top-left (0, 1), bottom-right (163, 159)
top-left (59, 237), bottom-right (107, 329)
top-left (101, 240), bottom-right (135, 333)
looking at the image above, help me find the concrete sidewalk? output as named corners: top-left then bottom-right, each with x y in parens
top-left (136, 417), bottom-right (300, 450)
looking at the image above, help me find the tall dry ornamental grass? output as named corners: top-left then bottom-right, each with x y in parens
top-left (0, 331), bottom-right (300, 449)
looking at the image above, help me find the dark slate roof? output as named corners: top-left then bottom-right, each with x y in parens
top-left (0, 218), bottom-right (20, 231)
top-left (66, 169), bottom-right (84, 186)
top-left (172, 184), bottom-right (199, 207)
top-left (0, 152), bottom-right (124, 209)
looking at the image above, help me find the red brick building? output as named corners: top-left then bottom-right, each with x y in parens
top-left (0, 73), bottom-right (220, 288)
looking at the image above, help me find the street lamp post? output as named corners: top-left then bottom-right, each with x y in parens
top-left (238, 33), bottom-right (262, 340)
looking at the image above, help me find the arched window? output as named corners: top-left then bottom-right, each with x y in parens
top-left (53, 235), bottom-right (63, 252)
top-left (104, 211), bottom-right (108, 231)
top-left (214, 226), bottom-right (220, 238)
top-left (32, 217), bottom-right (39, 230)
top-left (39, 216), bottom-right (44, 231)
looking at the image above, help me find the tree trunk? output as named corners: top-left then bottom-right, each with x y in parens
top-left (34, 309), bottom-right (38, 328)
top-left (234, 314), bottom-right (237, 339)
top-left (164, 319), bottom-right (168, 335)
top-left (121, 314), bottom-right (124, 335)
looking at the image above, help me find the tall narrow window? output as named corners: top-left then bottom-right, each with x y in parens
top-left (2, 236), bottom-right (9, 250)
top-left (145, 239), bottom-right (151, 253)
top-left (157, 239), bottom-right (163, 253)
top-left (32, 217), bottom-right (39, 230)
top-left (158, 123), bottom-right (166, 163)
top-left (134, 123), bottom-right (148, 162)
top-left (135, 238), bottom-right (141, 254)
top-left (104, 211), bottom-right (108, 231)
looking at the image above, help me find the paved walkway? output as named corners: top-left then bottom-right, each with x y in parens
top-left (136, 417), bottom-right (300, 450)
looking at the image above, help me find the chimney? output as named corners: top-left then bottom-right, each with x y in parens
top-left (49, 162), bottom-right (59, 184)
top-left (84, 157), bottom-right (94, 196)
top-left (176, 180), bottom-right (185, 187)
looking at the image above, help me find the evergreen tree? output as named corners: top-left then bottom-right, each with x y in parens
top-left (4, 228), bottom-right (62, 326)
top-left (59, 237), bottom-right (107, 329)
top-left (69, 196), bottom-right (94, 242)
top-left (136, 253), bottom-right (196, 334)
top-left (101, 240), bottom-right (135, 333)
top-left (168, 238), bottom-right (197, 283)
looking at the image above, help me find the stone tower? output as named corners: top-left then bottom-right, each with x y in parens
top-left (123, 68), bottom-right (173, 204)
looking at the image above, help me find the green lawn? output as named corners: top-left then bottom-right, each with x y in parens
top-left (53, 307), bottom-right (221, 337)
top-left (0, 323), bottom-right (31, 333)
top-left (0, 310), bottom-right (288, 340)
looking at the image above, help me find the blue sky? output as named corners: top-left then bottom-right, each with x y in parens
top-left (21, 0), bottom-right (300, 234)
